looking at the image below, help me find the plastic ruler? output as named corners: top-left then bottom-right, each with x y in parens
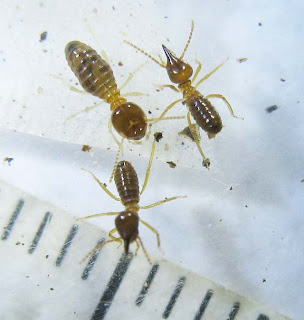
top-left (0, 180), bottom-right (290, 320)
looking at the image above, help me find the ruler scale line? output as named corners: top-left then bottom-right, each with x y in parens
top-left (162, 276), bottom-right (186, 319)
top-left (1, 199), bottom-right (25, 240)
top-left (28, 211), bottom-right (52, 254)
top-left (193, 289), bottom-right (213, 320)
top-left (91, 253), bottom-right (133, 320)
top-left (82, 238), bottom-right (105, 280)
top-left (227, 301), bottom-right (241, 319)
top-left (135, 263), bottom-right (159, 306)
top-left (55, 224), bottom-right (79, 266)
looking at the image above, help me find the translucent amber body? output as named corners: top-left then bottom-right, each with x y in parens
top-left (65, 41), bottom-right (148, 140)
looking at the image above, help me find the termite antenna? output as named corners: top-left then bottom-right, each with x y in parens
top-left (124, 40), bottom-right (165, 68)
top-left (138, 236), bottom-right (152, 265)
top-left (180, 19), bottom-right (194, 60)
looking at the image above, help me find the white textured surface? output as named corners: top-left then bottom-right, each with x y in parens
top-left (0, 178), bottom-right (290, 319)
top-left (0, 0), bottom-right (303, 319)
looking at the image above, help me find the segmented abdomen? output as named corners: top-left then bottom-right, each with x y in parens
top-left (65, 41), bottom-right (118, 100)
top-left (114, 161), bottom-right (140, 207)
top-left (186, 91), bottom-right (222, 135)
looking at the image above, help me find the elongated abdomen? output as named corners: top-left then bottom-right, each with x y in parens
top-left (114, 161), bottom-right (140, 207)
top-left (186, 91), bottom-right (222, 135)
top-left (65, 41), bottom-right (118, 100)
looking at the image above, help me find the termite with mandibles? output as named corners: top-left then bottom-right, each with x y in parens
top-left (124, 21), bottom-right (243, 168)
top-left (78, 138), bottom-right (186, 264)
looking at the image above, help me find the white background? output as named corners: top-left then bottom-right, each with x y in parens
top-left (0, 0), bottom-right (303, 319)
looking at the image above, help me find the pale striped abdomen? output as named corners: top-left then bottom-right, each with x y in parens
top-left (65, 41), bottom-right (118, 100)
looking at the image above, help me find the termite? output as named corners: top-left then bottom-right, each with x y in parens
top-left (78, 138), bottom-right (186, 264)
top-left (124, 21), bottom-right (243, 168)
top-left (65, 41), bottom-right (182, 178)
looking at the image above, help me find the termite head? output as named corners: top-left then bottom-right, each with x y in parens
top-left (162, 45), bottom-right (193, 84)
top-left (115, 210), bottom-right (139, 256)
top-left (111, 102), bottom-right (147, 140)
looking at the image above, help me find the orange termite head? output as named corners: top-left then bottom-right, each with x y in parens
top-left (162, 45), bottom-right (193, 84)
top-left (115, 210), bottom-right (139, 256)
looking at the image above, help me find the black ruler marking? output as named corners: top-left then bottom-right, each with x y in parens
top-left (91, 253), bottom-right (133, 320)
top-left (28, 211), bottom-right (52, 254)
top-left (55, 224), bottom-right (78, 266)
top-left (82, 238), bottom-right (105, 280)
top-left (136, 263), bottom-right (159, 306)
top-left (162, 276), bottom-right (186, 319)
top-left (227, 302), bottom-right (240, 320)
top-left (1, 199), bottom-right (25, 240)
top-left (193, 289), bottom-right (213, 320)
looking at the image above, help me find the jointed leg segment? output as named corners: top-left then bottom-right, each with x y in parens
top-left (77, 211), bottom-right (119, 221)
top-left (140, 138), bottom-right (156, 195)
top-left (192, 57), bottom-right (203, 83)
top-left (150, 98), bottom-right (185, 124)
top-left (140, 195), bottom-right (187, 210)
top-left (187, 112), bottom-right (210, 169)
top-left (64, 101), bottom-right (104, 123)
top-left (205, 94), bottom-right (244, 120)
top-left (82, 168), bottom-right (120, 201)
top-left (139, 219), bottom-right (161, 248)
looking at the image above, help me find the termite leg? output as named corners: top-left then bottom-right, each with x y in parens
top-left (122, 92), bottom-right (148, 97)
top-left (205, 94), bottom-right (244, 120)
top-left (77, 211), bottom-right (119, 221)
top-left (187, 111), bottom-right (210, 169)
top-left (138, 236), bottom-right (152, 265)
top-left (51, 74), bottom-right (88, 95)
top-left (149, 98), bottom-right (185, 124)
top-left (109, 137), bottom-right (124, 183)
top-left (194, 58), bottom-right (229, 89)
top-left (108, 120), bottom-right (122, 147)
top-left (119, 63), bottom-right (146, 91)
top-left (64, 101), bottom-right (104, 124)
top-left (156, 84), bottom-right (180, 93)
top-left (140, 195), bottom-right (187, 210)
top-left (139, 219), bottom-right (160, 248)
top-left (140, 138), bottom-right (156, 195)
top-left (79, 238), bottom-right (117, 264)
top-left (108, 228), bottom-right (120, 240)
top-left (192, 57), bottom-right (202, 83)
top-left (135, 239), bottom-right (140, 256)
top-left (82, 168), bottom-right (120, 201)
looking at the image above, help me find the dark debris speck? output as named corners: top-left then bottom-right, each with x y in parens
top-left (3, 157), bottom-right (14, 166)
top-left (39, 31), bottom-right (48, 42)
top-left (236, 57), bottom-right (248, 63)
top-left (82, 145), bottom-right (92, 152)
top-left (154, 132), bottom-right (163, 142)
top-left (166, 161), bottom-right (176, 168)
top-left (265, 105), bottom-right (278, 113)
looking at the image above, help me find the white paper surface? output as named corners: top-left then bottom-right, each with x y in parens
top-left (0, 0), bottom-right (303, 319)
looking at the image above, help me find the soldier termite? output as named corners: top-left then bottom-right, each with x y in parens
top-left (65, 41), bottom-right (182, 178)
top-left (77, 138), bottom-right (186, 265)
top-left (124, 21), bottom-right (243, 168)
